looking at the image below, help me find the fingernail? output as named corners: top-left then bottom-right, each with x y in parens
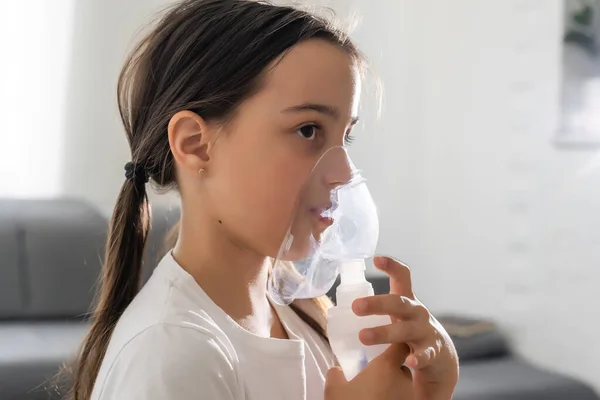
top-left (375, 256), bottom-right (388, 269)
top-left (361, 329), bottom-right (375, 343)
top-left (353, 299), bottom-right (367, 314)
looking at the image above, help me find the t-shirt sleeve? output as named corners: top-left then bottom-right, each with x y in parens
top-left (94, 324), bottom-right (241, 400)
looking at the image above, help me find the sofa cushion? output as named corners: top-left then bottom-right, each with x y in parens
top-left (450, 329), bottom-right (509, 361)
top-left (454, 357), bottom-right (600, 400)
top-left (0, 321), bottom-right (89, 400)
top-left (437, 315), bottom-right (509, 361)
top-left (0, 198), bottom-right (107, 319)
top-left (0, 213), bottom-right (23, 316)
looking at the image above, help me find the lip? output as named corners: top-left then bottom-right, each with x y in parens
top-left (309, 203), bottom-right (336, 227)
top-left (317, 215), bottom-right (334, 227)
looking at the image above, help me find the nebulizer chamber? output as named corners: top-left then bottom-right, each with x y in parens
top-left (268, 146), bottom-right (390, 380)
top-left (328, 259), bottom-right (391, 380)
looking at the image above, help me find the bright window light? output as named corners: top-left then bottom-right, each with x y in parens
top-left (0, 0), bottom-right (75, 198)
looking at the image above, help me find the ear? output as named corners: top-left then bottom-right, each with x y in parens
top-left (168, 110), bottom-right (215, 177)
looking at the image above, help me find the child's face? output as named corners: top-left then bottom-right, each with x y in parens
top-left (203, 39), bottom-right (361, 257)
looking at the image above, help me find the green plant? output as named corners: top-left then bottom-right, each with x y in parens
top-left (565, 0), bottom-right (600, 55)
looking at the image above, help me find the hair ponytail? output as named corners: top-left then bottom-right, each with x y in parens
top-left (66, 178), bottom-right (150, 400)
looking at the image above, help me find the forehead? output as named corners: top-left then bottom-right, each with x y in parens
top-left (255, 39), bottom-right (360, 116)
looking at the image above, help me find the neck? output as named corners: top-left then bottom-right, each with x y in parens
top-left (171, 207), bottom-right (282, 337)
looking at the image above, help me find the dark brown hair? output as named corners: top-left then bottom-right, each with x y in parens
top-left (66, 1), bottom-right (362, 398)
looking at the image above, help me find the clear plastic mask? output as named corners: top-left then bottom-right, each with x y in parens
top-left (268, 146), bottom-right (379, 306)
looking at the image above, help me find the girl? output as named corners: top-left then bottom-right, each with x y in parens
top-left (69, 1), bottom-right (459, 399)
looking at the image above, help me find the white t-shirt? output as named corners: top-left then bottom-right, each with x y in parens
top-left (91, 252), bottom-right (336, 400)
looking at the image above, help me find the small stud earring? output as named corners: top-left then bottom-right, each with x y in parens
top-left (198, 168), bottom-right (206, 176)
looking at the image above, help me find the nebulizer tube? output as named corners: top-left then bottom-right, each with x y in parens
top-left (268, 146), bottom-right (390, 380)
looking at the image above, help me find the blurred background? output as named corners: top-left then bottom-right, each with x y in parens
top-left (1, 0), bottom-right (599, 399)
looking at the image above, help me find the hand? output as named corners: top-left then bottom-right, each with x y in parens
top-left (352, 256), bottom-right (459, 400)
top-left (325, 343), bottom-right (415, 400)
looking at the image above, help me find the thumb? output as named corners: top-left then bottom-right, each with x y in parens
top-left (325, 366), bottom-right (347, 396)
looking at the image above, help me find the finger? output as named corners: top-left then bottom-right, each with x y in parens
top-left (359, 320), bottom-right (426, 346)
top-left (353, 294), bottom-right (426, 320)
top-left (379, 342), bottom-right (412, 366)
top-left (374, 256), bottom-right (414, 299)
top-left (405, 346), bottom-right (437, 370)
top-left (325, 366), bottom-right (347, 394)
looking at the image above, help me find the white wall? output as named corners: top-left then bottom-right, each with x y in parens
top-left (52, 0), bottom-right (599, 391)
top-left (422, 0), bottom-right (600, 390)
top-left (331, 0), bottom-right (600, 391)
top-left (59, 0), bottom-right (179, 214)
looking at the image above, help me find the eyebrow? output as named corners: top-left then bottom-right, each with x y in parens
top-left (282, 103), bottom-right (360, 125)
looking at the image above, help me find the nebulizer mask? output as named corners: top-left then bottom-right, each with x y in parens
top-left (267, 145), bottom-right (379, 306)
top-left (268, 145), bottom-right (391, 380)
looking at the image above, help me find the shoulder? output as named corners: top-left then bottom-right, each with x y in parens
top-left (92, 323), bottom-right (242, 400)
top-left (108, 251), bottom-right (235, 354)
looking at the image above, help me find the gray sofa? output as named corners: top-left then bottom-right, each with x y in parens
top-left (0, 198), bottom-right (598, 399)
top-left (0, 199), bottom-right (178, 400)
top-left (0, 199), bottom-right (105, 400)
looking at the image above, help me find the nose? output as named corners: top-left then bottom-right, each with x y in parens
top-left (317, 146), bottom-right (353, 190)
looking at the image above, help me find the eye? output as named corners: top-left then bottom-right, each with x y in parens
top-left (296, 124), bottom-right (320, 140)
top-left (344, 131), bottom-right (355, 146)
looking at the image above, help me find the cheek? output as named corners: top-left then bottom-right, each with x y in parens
top-left (214, 148), bottom-right (312, 254)
top-left (249, 162), bottom-right (309, 253)
top-left (245, 160), bottom-right (300, 222)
